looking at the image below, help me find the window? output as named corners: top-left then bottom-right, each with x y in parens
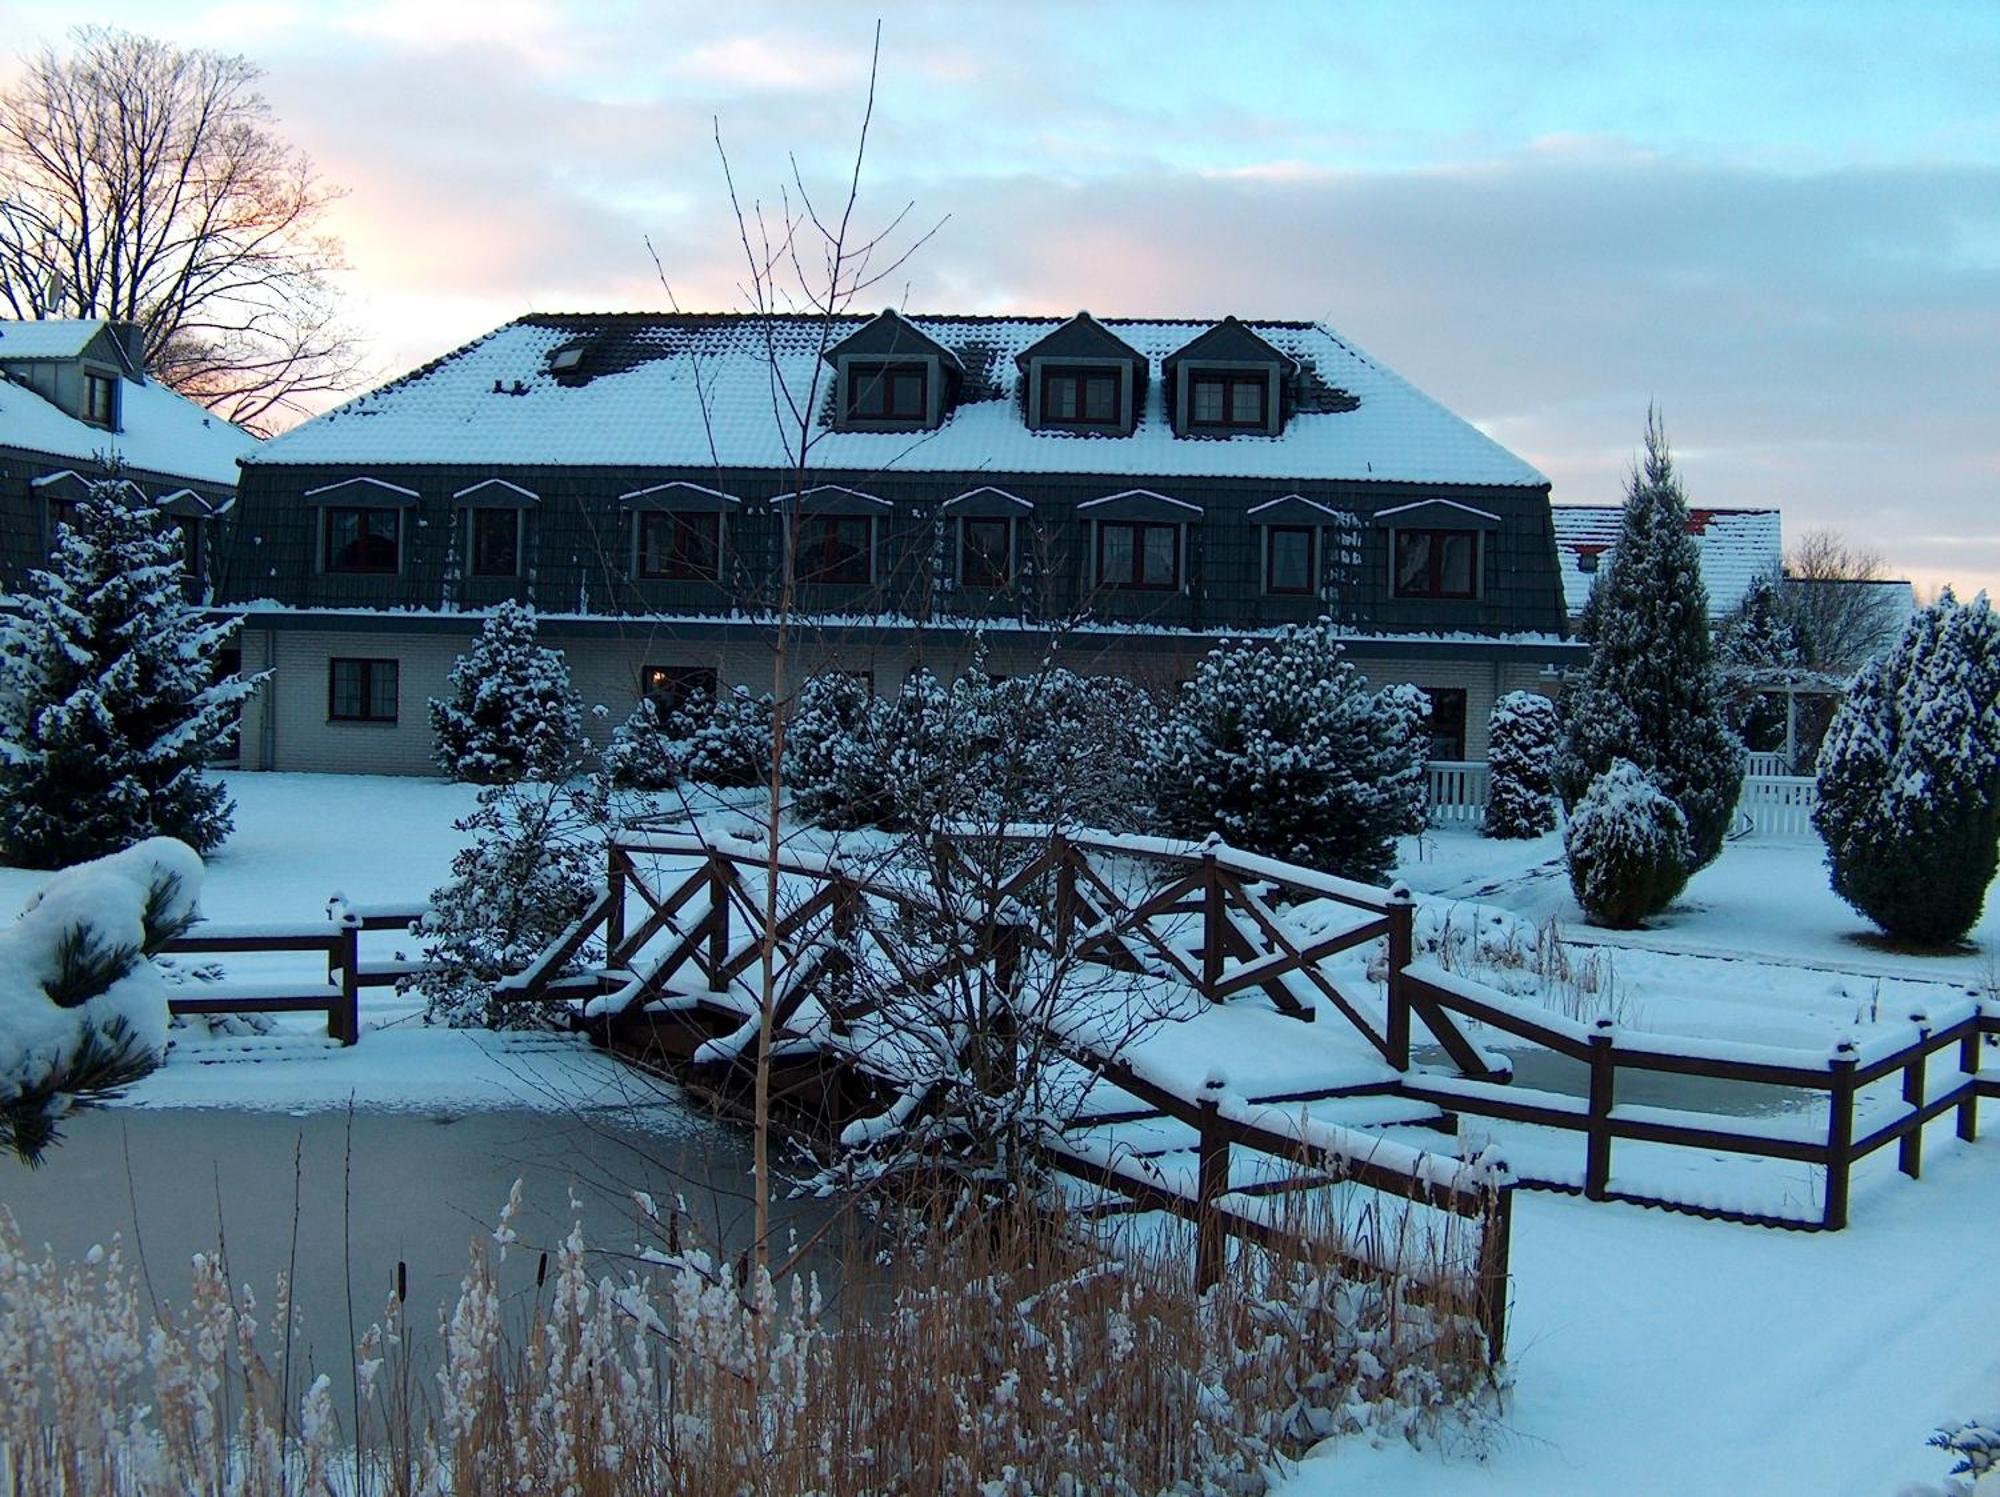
top-left (323, 507), bottom-right (400, 574)
top-left (642, 665), bottom-right (718, 715)
top-left (636, 511), bottom-right (720, 581)
top-left (1041, 366), bottom-right (1121, 426)
top-left (1392, 528), bottom-right (1478, 600)
top-left (1188, 371), bottom-right (1267, 429)
top-left (959, 517), bottom-right (1010, 588)
top-left (1096, 521), bottom-right (1179, 591)
top-left (1423, 688), bottom-right (1468, 762)
top-left (328, 658), bottom-right (398, 722)
top-left (797, 514), bottom-right (873, 584)
top-left (469, 509), bottom-right (521, 578)
top-left (845, 362), bottom-right (927, 423)
top-left (83, 373), bottom-right (116, 427)
top-left (1264, 526), bottom-right (1315, 594)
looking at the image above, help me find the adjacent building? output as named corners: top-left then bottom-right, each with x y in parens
top-left (1, 319), bottom-right (259, 603)
top-left (197, 308), bottom-right (1582, 774)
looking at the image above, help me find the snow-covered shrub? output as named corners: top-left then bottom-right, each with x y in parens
top-left (1813, 591), bottom-right (2000, 944)
top-left (1563, 760), bottom-right (1691, 928)
top-left (429, 602), bottom-right (588, 783)
top-left (407, 778), bottom-right (608, 1027)
top-left (1553, 414), bottom-right (1745, 870)
top-left (1375, 682), bottom-right (1434, 834)
top-left (996, 668), bottom-right (1156, 828)
top-left (0, 476), bottom-right (256, 867)
top-left (783, 672), bottom-right (893, 830)
top-left (1485, 691), bottom-right (1560, 839)
top-left (1147, 620), bottom-right (1414, 882)
top-left (0, 837), bottom-right (201, 1162)
top-left (1927, 1418), bottom-right (2000, 1494)
top-left (682, 686), bottom-right (775, 788)
top-left (601, 697), bottom-right (684, 790)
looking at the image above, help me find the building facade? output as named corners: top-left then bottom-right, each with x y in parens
top-left (208, 309), bottom-right (1580, 773)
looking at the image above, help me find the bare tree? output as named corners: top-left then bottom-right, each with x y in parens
top-left (1782, 527), bottom-right (1902, 673)
top-left (0, 27), bottom-right (361, 432)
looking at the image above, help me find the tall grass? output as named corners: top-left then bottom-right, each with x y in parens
top-left (0, 1184), bottom-right (1496, 1495)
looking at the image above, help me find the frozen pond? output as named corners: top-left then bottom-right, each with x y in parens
top-left (0, 1099), bottom-right (846, 1408)
top-left (1416, 1043), bottom-right (1822, 1118)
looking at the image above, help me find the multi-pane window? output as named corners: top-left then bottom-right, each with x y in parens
top-left (83, 373), bottom-right (116, 427)
top-left (1189, 372), bottom-right (1267, 429)
top-left (642, 665), bottom-right (719, 716)
top-left (469, 508), bottom-right (521, 578)
top-left (959, 517), bottom-right (1010, 587)
top-left (638, 511), bottom-right (720, 581)
top-left (328, 658), bottom-right (398, 722)
top-left (1264, 526), bottom-right (1314, 594)
top-left (1423, 688), bottom-right (1469, 762)
top-left (1041, 367), bottom-right (1120, 426)
top-left (845, 362), bottom-right (927, 423)
top-left (1096, 521), bottom-right (1179, 591)
top-left (323, 507), bottom-right (400, 574)
top-left (797, 515), bottom-right (873, 584)
top-left (1392, 528), bottom-right (1478, 600)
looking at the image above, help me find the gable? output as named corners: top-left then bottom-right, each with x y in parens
top-left (823, 309), bottom-right (962, 370)
top-left (1014, 312), bottom-right (1146, 370)
top-left (1163, 316), bottom-right (1296, 371)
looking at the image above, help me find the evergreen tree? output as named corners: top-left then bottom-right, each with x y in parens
top-left (783, 672), bottom-right (894, 829)
top-left (1716, 572), bottom-right (1807, 757)
top-left (0, 477), bottom-right (255, 868)
top-left (1374, 682), bottom-right (1434, 834)
top-left (1485, 691), bottom-right (1560, 839)
top-left (1146, 621), bottom-right (1413, 882)
top-left (1813, 591), bottom-right (2000, 943)
top-left (996, 669), bottom-right (1155, 828)
top-left (1554, 413), bottom-right (1746, 870)
top-left (681, 686), bottom-right (776, 789)
top-left (429, 602), bottom-right (587, 782)
top-left (1564, 760), bottom-right (1692, 928)
top-left (601, 697), bottom-right (684, 791)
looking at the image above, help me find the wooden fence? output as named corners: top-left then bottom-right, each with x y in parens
top-left (1392, 960), bottom-right (1995, 1229)
top-left (1424, 761), bottom-right (1820, 840)
top-left (1425, 762), bottom-right (1491, 827)
top-left (163, 905), bottom-right (428, 1045)
top-left (504, 827), bottom-right (1513, 1357)
top-left (1735, 774), bottom-right (1818, 839)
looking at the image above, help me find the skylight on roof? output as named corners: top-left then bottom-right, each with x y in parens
top-left (549, 346), bottom-right (585, 372)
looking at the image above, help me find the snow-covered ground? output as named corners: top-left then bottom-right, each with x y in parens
top-left (4, 777), bottom-right (1997, 1494)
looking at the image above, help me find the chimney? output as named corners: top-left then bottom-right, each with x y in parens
top-left (110, 320), bottom-right (147, 382)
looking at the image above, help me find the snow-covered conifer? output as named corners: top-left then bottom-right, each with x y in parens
top-left (409, 778), bottom-right (608, 1027)
top-left (783, 672), bottom-right (893, 829)
top-left (1813, 590), bottom-right (2000, 943)
top-left (1554, 413), bottom-right (1745, 869)
top-left (429, 603), bottom-right (587, 783)
top-left (996, 668), bottom-right (1154, 828)
top-left (1485, 691), bottom-right (1560, 839)
top-left (1563, 760), bottom-right (1691, 927)
top-left (0, 477), bottom-right (255, 867)
top-left (0, 838), bottom-right (201, 1161)
top-left (1716, 572), bottom-right (1807, 759)
top-left (601, 698), bottom-right (684, 790)
top-left (1373, 682), bottom-right (1433, 834)
top-left (1147, 620), bottom-right (1412, 882)
top-left (682, 686), bottom-right (775, 789)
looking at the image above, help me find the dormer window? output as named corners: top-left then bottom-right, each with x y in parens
top-left (1042, 367), bottom-right (1120, 426)
top-left (845, 361), bottom-right (927, 424)
top-left (1189, 371), bottom-right (1267, 429)
top-left (83, 372), bottom-right (116, 428)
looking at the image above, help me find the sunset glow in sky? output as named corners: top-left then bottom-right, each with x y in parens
top-left (2, 0), bottom-right (1995, 596)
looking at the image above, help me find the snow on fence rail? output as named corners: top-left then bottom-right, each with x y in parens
top-left (163, 905), bottom-right (431, 1045)
top-left (1393, 960), bottom-right (1996, 1230)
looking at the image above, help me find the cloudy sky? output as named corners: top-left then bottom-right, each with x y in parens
top-left (3, 1), bottom-right (1994, 595)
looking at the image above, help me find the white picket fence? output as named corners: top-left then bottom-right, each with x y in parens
top-left (1424, 762), bottom-right (1820, 841)
top-left (1744, 751), bottom-right (1793, 777)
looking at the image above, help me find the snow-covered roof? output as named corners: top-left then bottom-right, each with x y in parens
top-left (1552, 505), bottom-right (1782, 618)
top-left (0, 318), bottom-right (108, 360)
top-left (247, 312), bottom-right (1548, 489)
top-left (0, 366), bottom-right (259, 487)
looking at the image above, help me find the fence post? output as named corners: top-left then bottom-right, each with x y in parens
top-left (705, 851), bottom-right (731, 985)
top-left (1958, 1015), bottom-right (1982, 1144)
top-left (1824, 1041), bottom-right (1858, 1230)
top-left (1201, 845), bottom-right (1224, 1003)
top-left (332, 915), bottom-right (361, 1046)
top-left (1196, 1071), bottom-right (1231, 1293)
top-left (1385, 884), bottom-right (1413, 1072)
top-left (1900, 1011), bottom-right (1929, 1181)
top-left (1475, 1183), bottom-right (1512, 1361)
top-left (1053, 834), bottom-right (1076, 959)
top-left (605, 846), bottom-right (628, 962)
top-left (1585, 1019), bottom-right (1615, 1200)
